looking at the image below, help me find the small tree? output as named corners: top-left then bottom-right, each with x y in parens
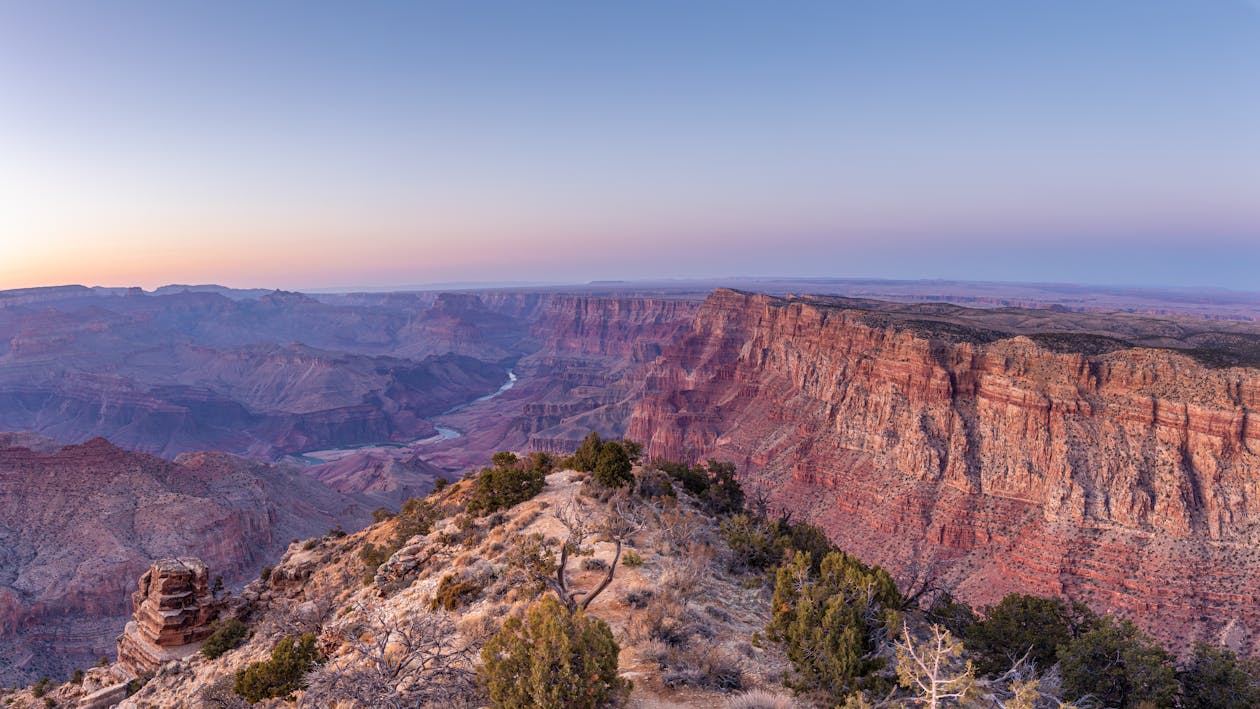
top-left (895, 623), bottom-right (976, 708)
top-left (967, 594), bottom-right (1096, 676)
top-left (768, 550), bottom-right (904, 700)
top-left (571, 431), bottom-right (604, 472)
top-left (516, 494), bottom-right (641, 613)
top-left (593, 442), bottom-right (634, 488)
top-left (699, 459), bottom-right (744, 515)
top-left (480, 596), bottom-right (629, 709)
top-left (1178, 642), bottom-right (1260, 709)
top-left (466, 463), bottom-right (546, 515)
top-left (1057, 616), bottom-right (1177, 709)
top-left (233, 634), bottom-right (321, 703)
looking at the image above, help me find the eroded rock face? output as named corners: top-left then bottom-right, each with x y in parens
top-left (628, 289), bottom-right (1260, 652)
top-left (0, 438), bottom-right (367, 685)
top-left (117, 558), bottom-right (222, 675)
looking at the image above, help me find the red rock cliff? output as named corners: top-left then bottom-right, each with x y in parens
top-left (628, 289), bottom-right (1260, 652)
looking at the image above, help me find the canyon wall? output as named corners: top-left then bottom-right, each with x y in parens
top-left (0, 438), bottom-right (366, 685)
top-left (418, 294), bottom-right (701, 469)
top-left (628, 289), bottom-right (1260, 652)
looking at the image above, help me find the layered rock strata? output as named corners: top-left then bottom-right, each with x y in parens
top-left (628, 289), bottom-right (1260, 652)
top-left (116, 558), bottom-right (222, 675)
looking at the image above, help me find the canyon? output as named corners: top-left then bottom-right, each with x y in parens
top-left (4, 280), bottom-right (1260, 685)
top-left (0, 436), bottom-right (366, 684)
top-left (628, 289), bottom-right (1260, 653)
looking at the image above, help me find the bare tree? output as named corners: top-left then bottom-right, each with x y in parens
top-left (301, 603), bottom-right (476, 709)
top-left (894, 622), bottom-right (976, 708)
top-left (535, 493), bottom-right (644, 613)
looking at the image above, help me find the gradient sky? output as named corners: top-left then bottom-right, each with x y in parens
top-left (2, 1), bottom-right (1258, 291)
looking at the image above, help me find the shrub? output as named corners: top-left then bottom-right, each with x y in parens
top-left (259, 566), bottom-right (272, 583)
top-left (30, 678), bottom-right (51, 698)
top-left (967, 593), bottom-right (1096, 676)
top-left (720, 514), bottom-right (784, 572)
top-left (70, 669), bottom-right (84, 685)
top-left (432, 476), bottom-right (450, 492)
top-left (201, 618), bottom-right (249, 659)
top-left (358, 542), bottom-right (390, 584)
top-left (1057, 616), bottom-right (1177, 709)
top-left (656, 459), bottom-right (709, 495)
top-left (593, 442), bottom-right (634, 488)
top-left (699, 460), bottom-right (744, 515)
top-left (768, 550), bottom-right (903, 700)
top-left (480, 596), bottom-right (629, 709)
top-left (634, 468), bottom-right (676, 499)
top-left (467, 465), bottom-right (546, 516)
top-left (431, 574), bottom-right (483, 611)
top-left (233, 634), bottom-right (321, 703)
top-left (371, 506), bottom-right (395, 523)
top-left (394, 496), bottom-right (438, 545)
top-left (1179, 642), bottom-right (1260, 709)
top-left (622, 549), bottom-right (644, 567)
top-left (570, 431), bottom-right (604, 472)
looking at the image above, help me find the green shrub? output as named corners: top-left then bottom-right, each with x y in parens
top-left (719, 513), bottom-right (785, 572)
top-left (201, 618), bottom-right (249, 659)
top-left (259, 566), bottom-right (272, 583)
top-left (30, 678), bottom-right (51, 698)
top-left (698, 460), bottom-right (743, 515)
top-left (622, 549), bottom-right (644, 567)
top-left (466, 464), bottom-right (546, 516)
top-left (1179, 642), bottom-right (1260, 709)
top-left (393, 496), bottom-right (438, 545)
top-left (656, 458), bottom-right (709, 495)
top-left (433, 476), bottom-right (450, 492)
top-left (70, 669), bottom-right (84, 685)
top-left (371, 506), bottom-right (395, 523)
top-left (430, 574), bottom-right (483, 611)
top-left (233, 634), bottom-right (320, 703)
top-left (358, 542), bottom-right (390, 584)
top-left (570, 431), bottom-right (604, 472)
top-left (967, 593), bottom-right (1096, 676)
top-left (480, 596), bottom-right (629, 708)
top-left (593, 442), bottom-right (634, 488)
top-left (1057, 616), bottom-right (1177, 709)
top-left (768, 550), bottom-right (903, 700)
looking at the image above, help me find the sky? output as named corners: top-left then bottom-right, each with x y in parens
top-left (1, 1), bottom-right (1258, 291)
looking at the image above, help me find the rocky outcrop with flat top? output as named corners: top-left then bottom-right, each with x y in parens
top-left (116, 558), bottom-right (222, 675)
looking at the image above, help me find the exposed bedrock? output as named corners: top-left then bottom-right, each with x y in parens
top-left (628, 289), bottom-right (1260, 652)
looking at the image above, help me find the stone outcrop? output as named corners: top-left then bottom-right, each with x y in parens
top-left (628, 289), bottom-right (1260, 652)
top-left (116, 558), bottom-right (222, 675)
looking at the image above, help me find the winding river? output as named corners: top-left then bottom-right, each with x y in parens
top-left (292, 370), bottom-right (517, 463)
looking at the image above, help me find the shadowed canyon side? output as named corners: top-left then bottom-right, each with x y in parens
top-left (417, 294), bottom-right (700, 469)
top-left (0, 437), bottom-right (367, 685)
top-left (627, 289), bottom-right (1260, 652)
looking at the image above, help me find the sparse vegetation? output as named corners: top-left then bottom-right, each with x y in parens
top-left (201, 617), bottom-right (249, 659)
top-left (233, 633), bottom-right (321, 703)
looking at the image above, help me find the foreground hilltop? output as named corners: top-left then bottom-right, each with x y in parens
top-left (11, 448), bottom-right (1260, 708)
